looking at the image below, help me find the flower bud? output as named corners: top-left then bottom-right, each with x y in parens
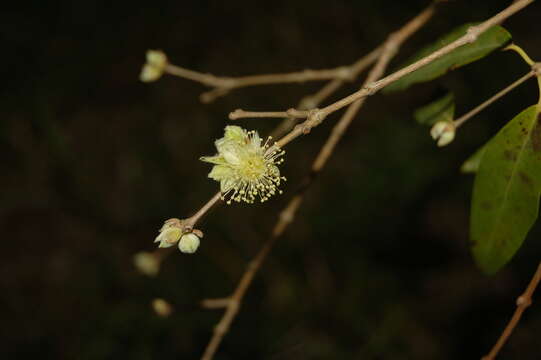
top-left (140, 50), bottom-right (168, 82)
top-left (430, 121), bottom-right (456, 147)
top-left (133, 251), bottom-right (161, 277)
top-left (178, 233), bottom-right (200, 254)
top-left (152, 298), bottom-right (173, 317)
top-left (154, 218), bottom-right (183, 248)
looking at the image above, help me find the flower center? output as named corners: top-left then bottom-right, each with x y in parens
top-left (238, 154), bottom-right (266, 180)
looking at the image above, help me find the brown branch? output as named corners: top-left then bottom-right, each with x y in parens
top-left (235, 0), bottom-right (534, 149)
top-left (454, 70), bottom-right (535, 128)
top-left (181, 192), bottom-right (222, 232)
top-left (229, 108), bottom-right (309, 121)
top-left (165, 63), bottom-right (358, 103)
top-left (200, 196), bottom-right (303, 360)
top-left (163, 29), bottom-right (384, 104)
top-left (269, 46), bottom-right (383, 139)
top-left (482, 262), bottom-right (541, 360)
top-left (199, 2), bottom-right (439, 359)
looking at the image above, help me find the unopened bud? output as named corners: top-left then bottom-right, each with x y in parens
top-left (154, 218), bottom-right (183, 248)
top-left (133, 251), bottom-right (160, 277)
top-left (152, 298), bottom-right (173, 317)
top-left (178, 233), bottom-right (200, 254)
top-left (140, 50), bottom-right (168, 82)
top-left (430, 121), bottom-right (456, 147)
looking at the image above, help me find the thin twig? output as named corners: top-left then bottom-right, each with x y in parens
top-left (199, 2), bottom-right (439, 359)
top-left (200, 196), bottom-right (303, 360)
top-left (229, 109), bottom-right (309, 121)
top-left (505, 43), bottom-right (535, 66)
top-left (165, 63), bottom-right (358, 103)
top-left (235, 0), bottom-right (534, 149)
top-left (269, 46), bottom-right (383, 139)
top-left (183, 192), bottom-right (222, 231)
top-left (454, 71), bottom-right (535, 128)
top-left (482, 262), bottom-right (541, 360)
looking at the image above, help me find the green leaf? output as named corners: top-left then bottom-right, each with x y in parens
top-left (413, 92), bottom-right (454, 126)
top-left (470, 105), bottom-right (541, 274)
top-left (383, 24), bottom-right (512, 93)
top-left (460, 145), bottom-right (486, 174)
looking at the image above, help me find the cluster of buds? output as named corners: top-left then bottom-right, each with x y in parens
top-left (140, 50), bottom-right (168, 82)
top-left (154, 218), bottom-right (203, 254)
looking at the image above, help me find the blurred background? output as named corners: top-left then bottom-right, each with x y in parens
top-left (2, 0), bottom-right (541, 359)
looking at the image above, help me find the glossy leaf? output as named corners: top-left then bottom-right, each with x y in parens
top-left (461, 145), bottom-right (486, 174)
top-left (414, 92), bottom-right (454, 126)
top-left (384, 24), bottom-right (511, 93)
top-left (471, 105), bottom-right (541, 274)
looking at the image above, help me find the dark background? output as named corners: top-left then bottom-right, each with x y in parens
top-left (2, 0), bottom-right (541, 359)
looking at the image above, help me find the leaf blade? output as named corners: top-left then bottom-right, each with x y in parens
top-left (471, 105), bottom-right (541, 274)
top-left (461, 145), bottom-right (486, 174)
top-left (414, 92), bottom-right (455, 126)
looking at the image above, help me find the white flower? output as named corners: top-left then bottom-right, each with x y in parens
top-left (154, 218), bottom-right (183, 248)
top-left (430, 121), bottom-right (456, 147)
top-left (200, 125), bottom-right (286, 204)
top-left (140, 50), bottom-right (168, 82)
top-left (178, 233), bottom-right (200, 254)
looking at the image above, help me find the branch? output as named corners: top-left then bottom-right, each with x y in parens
top-left (182, 192), bottom-right (222, 232)
top-left (199, 2), bottom-right (439, 359)
top-left (147, 12), bottom-right (381, 264)
top-left (234, 0), bottom-right (534, 149)
top-left (165, 62), bottom-right (358, 103)
top-left (454, 70), bottom-right (535, 128)
top-left (482, 262), bottom-right (541, 360)
top-left (268, 46), bottom-right (382, 139)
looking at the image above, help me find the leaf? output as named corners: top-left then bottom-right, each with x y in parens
top-left (470, 105), bottom-right (541, 274)
top-left (460, 145), bottom-right (486, 174)
top-left (383, 24), bottom-right (512, 93)
top-left (413, 92), bottom-right (455, 126)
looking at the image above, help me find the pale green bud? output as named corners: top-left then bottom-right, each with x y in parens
top-left (152, 298), bottom-right (173, 317)
top-left (154, 218), bottom-right (183, 248)
top-left (146, 50), bottom-right (167, 67)
top-left (178, 233), bottom-right (200, 254)
top-left (140, 50), bottom-right (168, 82)
top-left (133, 251), bottom-right (160, 277)
top-left (430, 121), bottom-right (456, 147)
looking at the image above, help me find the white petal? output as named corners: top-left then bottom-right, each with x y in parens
top-left (224, 126), bottom-right (246, 143)
top-left (200, 155), bottom-right (225, 165)
top-left (208, 165), bottom-right (233, 181)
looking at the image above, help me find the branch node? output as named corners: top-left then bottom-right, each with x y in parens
top-left (532, 62), bottom-right (541, 77)
top-left (286, 108), bottom-right (307, 118)
top-left (229, 109), bottom-right (242, 120)
top-left (516, 295), bottom-right (532, 307)
top-left (364, 82), bottom-right (378, 96)
top-left (465, 25), bottom-right (479, 43)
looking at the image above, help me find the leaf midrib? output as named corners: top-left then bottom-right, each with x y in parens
top-left (483, 107), bottom-right (537, 259)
